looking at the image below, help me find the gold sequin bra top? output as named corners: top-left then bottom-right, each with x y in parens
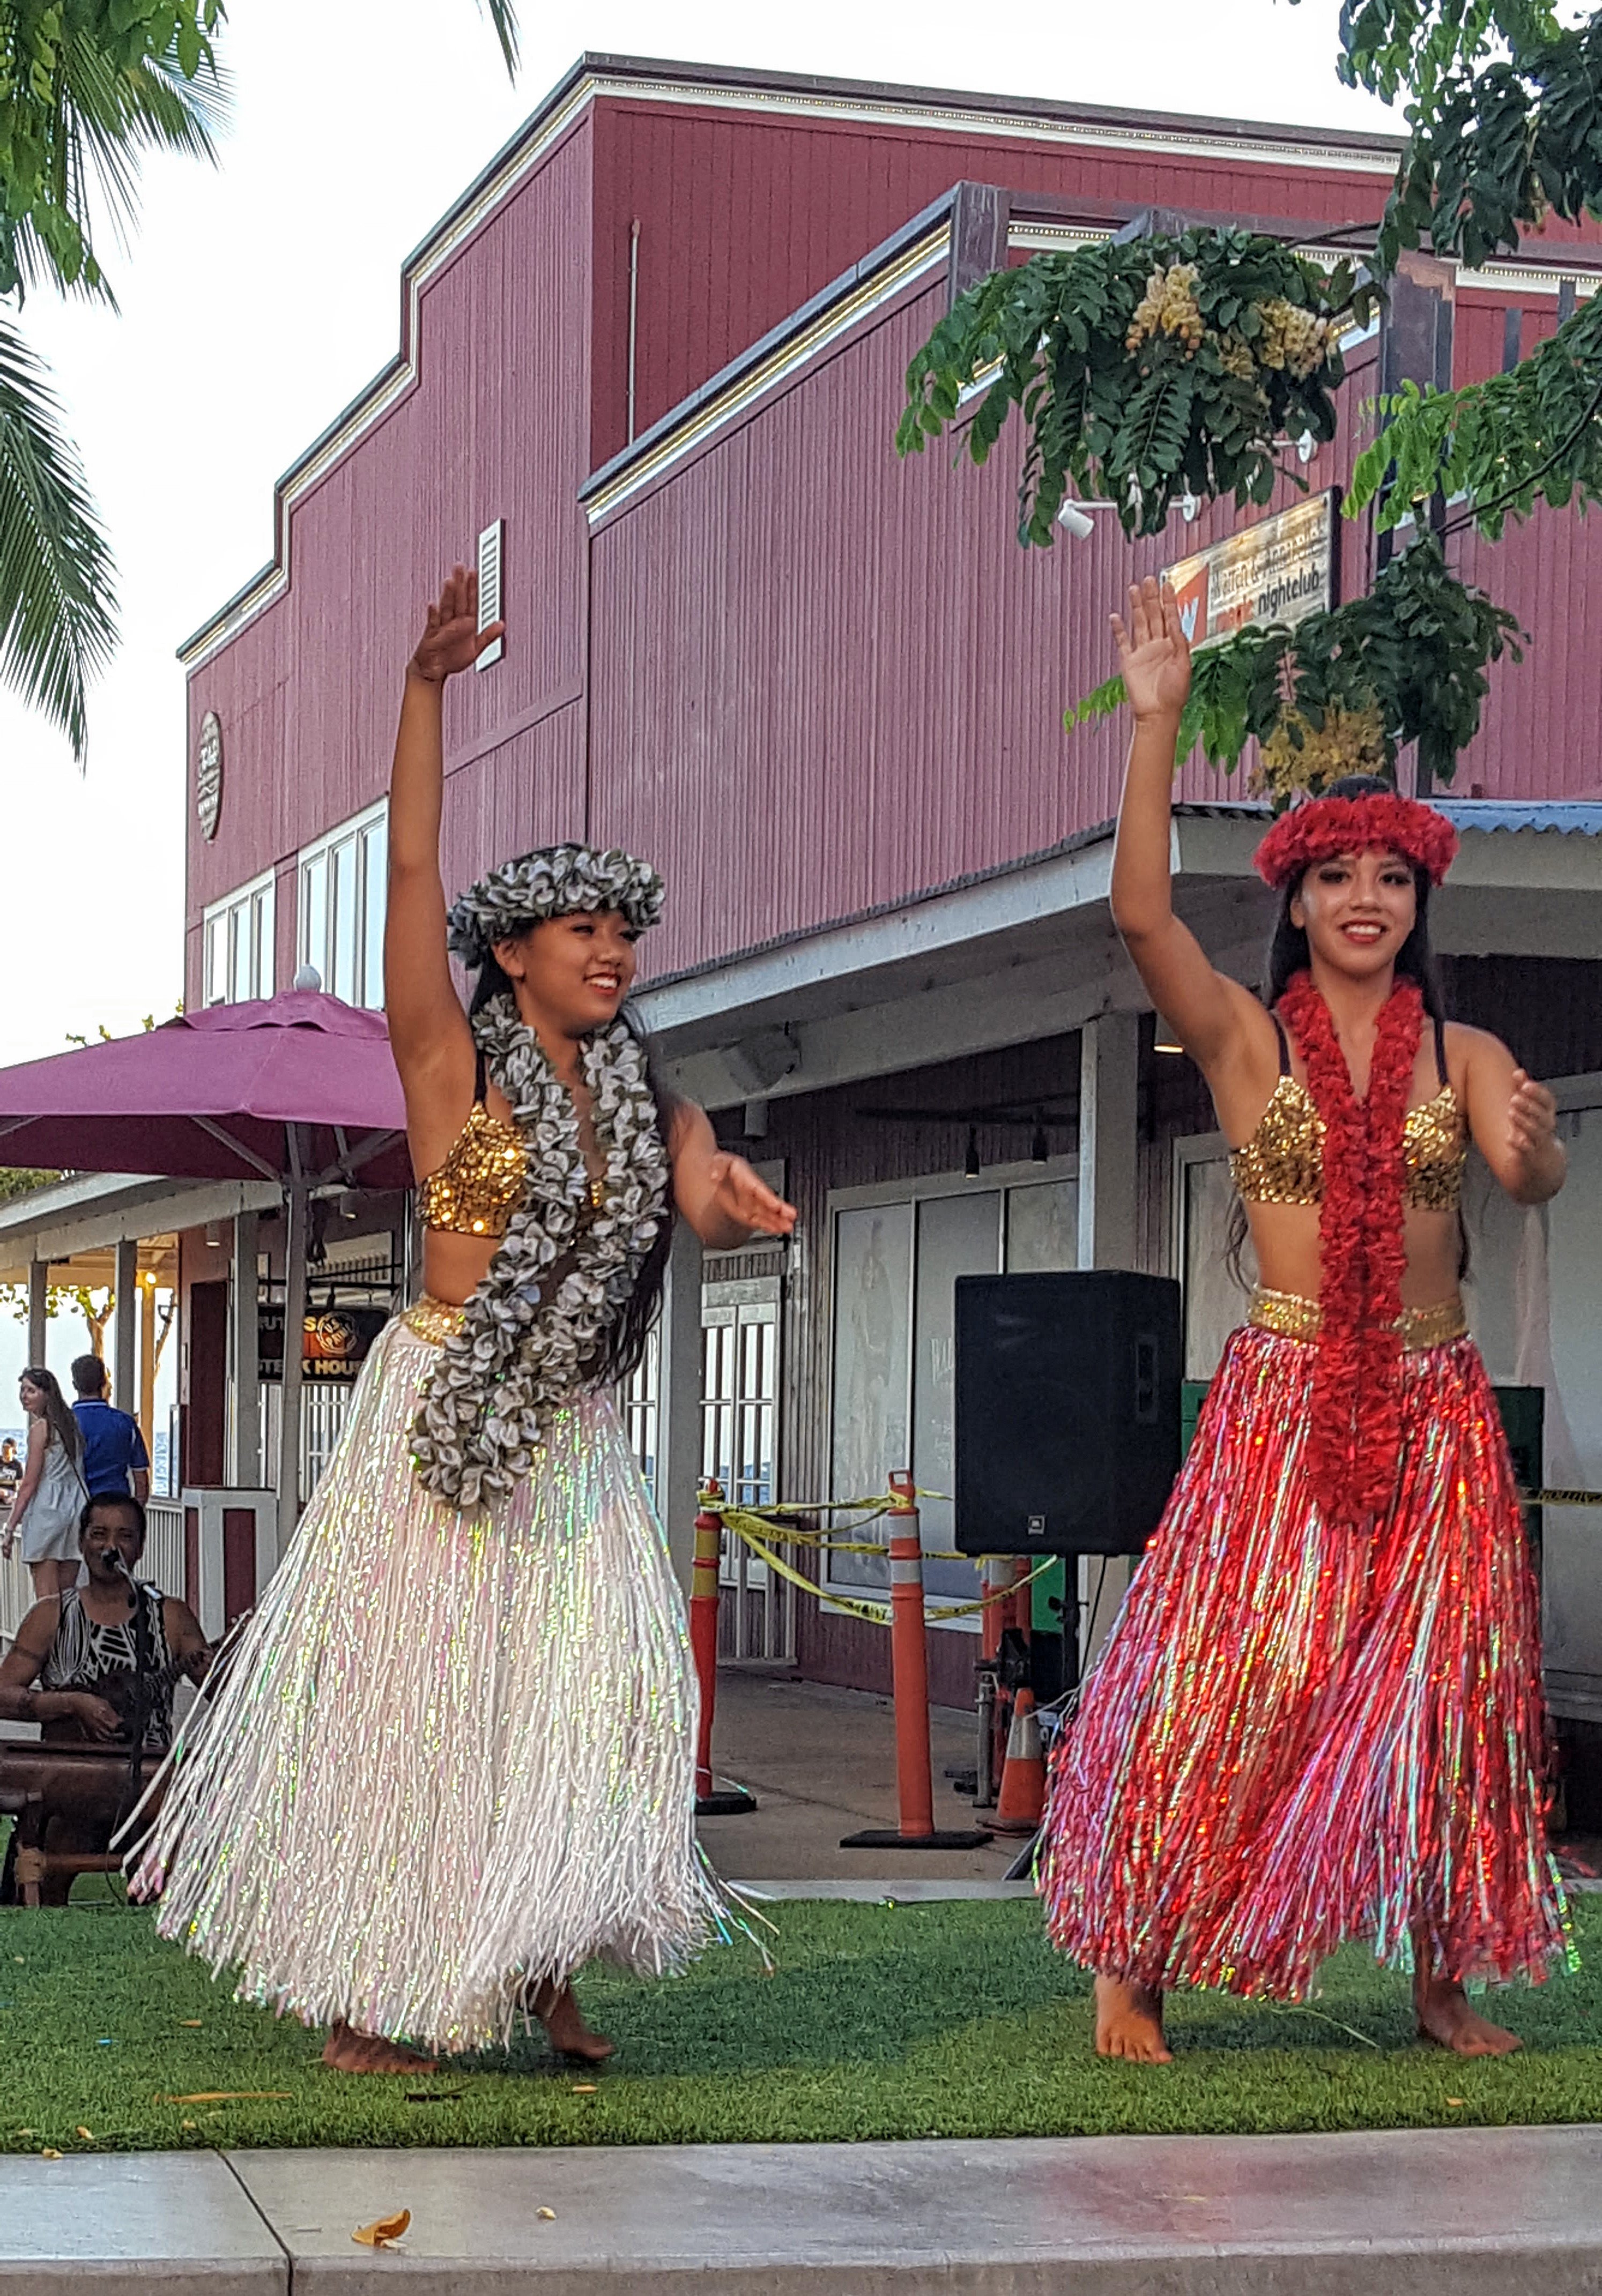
top-left (418, 1046), bottom-right (607, 1239)
top-left (1230, 1012), bottom-right (1467, 1213)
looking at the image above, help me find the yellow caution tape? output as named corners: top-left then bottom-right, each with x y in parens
top-left (715, 1505), bottom-right (1055, 1625)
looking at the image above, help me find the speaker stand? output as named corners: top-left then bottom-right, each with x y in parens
top-left (840, 1825), bottom-right (995, 1851)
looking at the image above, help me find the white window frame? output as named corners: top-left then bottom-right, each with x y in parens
top-left (202, 867), bottom-right (277, 1008)
top-left (298, 798), bottom-right (388, 1008)
top-left (824, 1154), bottom-right (1078, 1628)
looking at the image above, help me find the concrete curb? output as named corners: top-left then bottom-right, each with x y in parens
top-left (5, 2127), bottom-right (1602, 2293)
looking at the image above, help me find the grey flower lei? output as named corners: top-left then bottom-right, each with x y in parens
top-left (411, 992), bottom-right (670, 1512)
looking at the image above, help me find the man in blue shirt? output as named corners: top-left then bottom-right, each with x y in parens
top-left (70, 1356), bottom-right (150, 1503)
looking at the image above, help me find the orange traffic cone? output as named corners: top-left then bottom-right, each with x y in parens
top-left (990, 1687), bottom-right (1047, 1834)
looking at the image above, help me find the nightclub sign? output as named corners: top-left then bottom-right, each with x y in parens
top-left (1163, 491), bottom-right (1337, 651)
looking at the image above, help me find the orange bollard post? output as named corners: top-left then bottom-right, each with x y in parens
top-left (841, 1470), bottom-right (992, 1851)
top-left (689, 1480), bottom-right (756, 1818)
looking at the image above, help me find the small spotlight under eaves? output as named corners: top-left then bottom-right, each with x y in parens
top-left (1056, 497), bottom-right (1095, 540)
top-left (964, 1128), bottom-right (981, 1180)
top-left (1154, 1017), bottom-right (1184, 1054)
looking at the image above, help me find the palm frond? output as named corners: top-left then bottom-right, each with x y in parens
top-left (1, 19), bottom-right (229, 301)
top-left (478, 0), bottom-right (520, 73)
top-left (0, 316), bottom-right (117, 761)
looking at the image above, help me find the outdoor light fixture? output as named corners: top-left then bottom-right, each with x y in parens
top-left (964, 1128), bottom-right (981, 1180)
top-left (1031, 1124), bottom-right (1049, 1164)
top-left (1056, 497), bottom-right (1095, 540)
top-left (1154, 1018), bottom-right (1184, 1054)
top-left (1180, 488), bottom-right (1199, 523)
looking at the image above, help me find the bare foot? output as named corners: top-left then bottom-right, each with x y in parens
top-left (1094, 1974), bottom-right (1173, 2062)
top-left (530, 1979), bottom-right (615, 2064)
top-left (1413, 1975), bottom-right (1522, 2057)
top-left (321, 2019), bottom-right (438, 2075)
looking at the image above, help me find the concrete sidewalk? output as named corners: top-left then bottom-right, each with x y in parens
top-left (698, 1670), bottom-right (1018, 1883)
top-left (4, 2127), bottom-right (1602, 2293)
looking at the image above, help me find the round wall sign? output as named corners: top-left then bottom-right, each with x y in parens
top-left (196, 709), bottom-right (224, 840)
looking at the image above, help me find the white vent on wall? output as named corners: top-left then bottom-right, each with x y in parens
top-left (476, 518), bottom-right (505, 670)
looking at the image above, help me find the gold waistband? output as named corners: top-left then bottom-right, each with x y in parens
top-left (403, 1295), bottom-right (468, 1346)
top-left (1247, 1287), bottom-right (1468, 1351)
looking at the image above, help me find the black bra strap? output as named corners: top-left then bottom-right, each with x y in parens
top-left (473, 1044), bottom-right (487, 1104)
top-left (1272, 1015), bottom-right (1292, 1076)
top-left (1432, 1013), bottom-right (1448, 1090)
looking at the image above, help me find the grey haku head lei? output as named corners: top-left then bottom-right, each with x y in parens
top-left (444, 843), bottom-right (665, 970)
top-left (413, 844), bottom-right (670, 1513)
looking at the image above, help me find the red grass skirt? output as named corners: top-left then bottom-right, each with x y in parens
top-left (1040, 1324), bottom-right (1573, 2000)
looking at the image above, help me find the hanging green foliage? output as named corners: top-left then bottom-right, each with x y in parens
top-left (1351, 290), bottom-right (1602, 537)
top-left (896, 229), bottom-right (1376, 543)
top-left (1319, 0), bottom-right (1602, 272)
top-left (1067, 537), bottom-right (1523, 801)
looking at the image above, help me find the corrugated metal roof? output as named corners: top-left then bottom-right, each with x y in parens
top-left (1433, 800), bottom-right (1602, 836)
top-left (1175, 799), bottom-right (1602, 836)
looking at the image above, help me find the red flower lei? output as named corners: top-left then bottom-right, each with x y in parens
top-left (1278, 971), bottom-right (1423, 1527)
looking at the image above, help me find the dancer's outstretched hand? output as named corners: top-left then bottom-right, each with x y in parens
top-left (1507, 1069), bottom-right (1559, 1170)
top-left (410, 564), bottom-right (504, 684)
top-left (704, 1153), bottom-right (798, 1240)
top-left (1112, 575), bottom-right (1191, 721)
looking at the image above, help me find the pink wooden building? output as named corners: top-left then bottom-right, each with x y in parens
top-left (155, 55), bottom-right (1602, 1765)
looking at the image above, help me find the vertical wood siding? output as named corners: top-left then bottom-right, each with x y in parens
top-left (184, 122), bottom-right (596, 950)
top-left (587, 98), bottom-right (1406, 467)
top-left (587, 302), bottom-right (1384, 980)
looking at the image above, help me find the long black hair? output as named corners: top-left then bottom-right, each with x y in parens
top-left (1225, 773), bottom-right (1458, 1284)
top-left (468, 935), bottom-right (676, 1391)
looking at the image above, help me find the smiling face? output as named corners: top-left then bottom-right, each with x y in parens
top-left (493, 910), bottom-right (640, 1039)
top-left (18, 1376), bottom-right (43, 1418)
top-left (1289, 848), bottom-right (1418, 982)
top-left (79, 1498), bottom-right (145, 1585)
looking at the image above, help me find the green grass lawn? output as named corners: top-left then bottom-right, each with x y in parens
top-left (2, 1893), bottom-right (1599, 2154)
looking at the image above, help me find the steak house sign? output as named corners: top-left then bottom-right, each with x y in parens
top-left (1163, 491), bottom-right (1337, 651)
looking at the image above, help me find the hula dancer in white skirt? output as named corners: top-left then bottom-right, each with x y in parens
top-left (136, 563), bottom-right (797, 2072)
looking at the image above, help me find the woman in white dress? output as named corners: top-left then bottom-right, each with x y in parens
top-left (2, 1369), bottom-right (88, 1602)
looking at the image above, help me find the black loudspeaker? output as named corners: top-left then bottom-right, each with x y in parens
top-left (954, 1271), bottom-right (1182, 1557)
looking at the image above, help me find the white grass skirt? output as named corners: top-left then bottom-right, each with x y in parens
top-left (135, 1315), bottom-right (728, 2053)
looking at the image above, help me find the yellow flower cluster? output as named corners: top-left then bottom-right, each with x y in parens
top-left (1254, 702), bottom-right (1388, 801)
top-left (1255, 298), bottom-right (1334, 382)
top-left (1126, 263), bottom-right (1205, 354)
top-left (1212, 331), bottom-right (1258, 381)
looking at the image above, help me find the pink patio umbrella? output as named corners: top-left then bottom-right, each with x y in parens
top-left (0, 991), bottom-right (411, 1551)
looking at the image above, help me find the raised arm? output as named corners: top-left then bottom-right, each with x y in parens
top-left (383, 566), bottom-right (505, 1117)
top-left (1109, 578), bottom-right (1266, 1079)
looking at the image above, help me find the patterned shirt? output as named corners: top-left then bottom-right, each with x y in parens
top-left (38, 1582), bottom-right (176, 1749)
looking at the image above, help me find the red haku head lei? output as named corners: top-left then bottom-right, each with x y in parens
top-left (1254, 792), bottom-right (1458, 892)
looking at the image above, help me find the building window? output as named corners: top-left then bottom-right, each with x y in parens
top-left (622, 1327), bottom-right (660, 1502)
top-left (299, 800), bottom-right (388, 1007)
top-left (827, 1166), bottom-right (1077, 1612)
top-left (702, 1277), bottom-right (779, 1589)
top-left (203, 871), bottom-right (276, 1007)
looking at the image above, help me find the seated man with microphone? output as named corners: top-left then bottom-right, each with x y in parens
top-left (0, 1493), bottom-right (211, 1904)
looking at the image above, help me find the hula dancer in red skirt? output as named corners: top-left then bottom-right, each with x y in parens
top-left (1040, 576), bottom-right (1573, 2062)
